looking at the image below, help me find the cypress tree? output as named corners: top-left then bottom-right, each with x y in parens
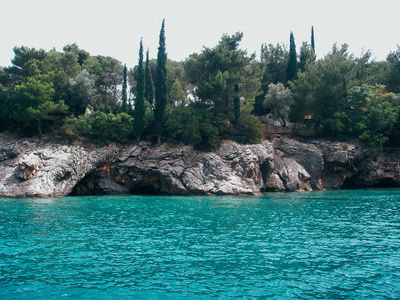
top-left (133, 39), bottom-right (145, 143)
top-left (154, 19), bottom-right (167, 145)
top-left (311, 26), bottom-right (315, 54)
top-left (121, 64), bottom-right (128, 113)
top-left (234, 84), bottom-right (240, 127)
top-left (254, 69), bottom-right (269, 116)
top-left (145, 48), bottom-right (155, 105)
top-left (286, 32), bottom-right (298, 84)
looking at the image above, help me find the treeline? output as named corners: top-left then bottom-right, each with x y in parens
top-left (1, 22), bottom-right (400, 151)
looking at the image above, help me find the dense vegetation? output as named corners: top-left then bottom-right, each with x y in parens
top-left (1, 22), bottom-right (400, 151)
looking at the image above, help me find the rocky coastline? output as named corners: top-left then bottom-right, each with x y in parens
top-left (1, 135), bottom-right (400, 198)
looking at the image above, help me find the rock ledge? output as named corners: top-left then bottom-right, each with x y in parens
top-left (1, 137), bottom-right (399, 198)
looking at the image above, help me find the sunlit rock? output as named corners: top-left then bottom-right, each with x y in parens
top-left (1, 135), bottom-right (400, 198)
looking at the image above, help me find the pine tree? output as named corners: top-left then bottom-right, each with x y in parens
top-left (311, 26), bottom-right (315, 54)
top-left (121, 64), bottom-right (128, 113)
top-left (154, 19), bottom-right (167, 145)
top-left (286, 32), bottom-right (298, 84)
top-left (133, 39), bottom-right (145, 143)
top-left (145, 48), bottom-right (155, 105)
top-left (234, 83), bottom-right (240, 127)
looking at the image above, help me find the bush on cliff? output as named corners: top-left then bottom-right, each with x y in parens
top-left (62, 112), bottom-right (133, 146)
top-left (165, 105), bottom-right (219, 148)
top-left (233, 110), bottom-right (264, 144)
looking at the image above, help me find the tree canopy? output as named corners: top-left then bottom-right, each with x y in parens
top-left (1, 24), bottom-right (400, 152)
top-left (184, 32), bottom-right (260, 118)
top-left (264, 82), bottom-right (293, 127)
top-left (154, 19), bottom-right (168, 145)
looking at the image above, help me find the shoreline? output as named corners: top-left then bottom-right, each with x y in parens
top-left (1, 136), bottom-right (400, 198)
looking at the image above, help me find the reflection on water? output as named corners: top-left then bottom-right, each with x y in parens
top-left (1, 189), bottom-right (400, 299)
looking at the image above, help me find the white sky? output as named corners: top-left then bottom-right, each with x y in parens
top-left (1, 0), bottom-right (399, 68)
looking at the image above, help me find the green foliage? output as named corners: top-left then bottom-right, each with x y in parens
top-left (62, 115), bottom-right (89, 138)
top-left (154, 19), bottom-right (168, 144)
top-left (0, 44), bottom-right (126, 139)
top-left (165, 106), bottom-right (201, 145)
top-left (233, 110), bottom-right (264, 144)
top-left (165, 105), bottom-right (219, 148)
top-left (257, 43), bottom-right (289, 115)
top-left (254, 93), bottom-right (265, 116)
top-left (169, 79), bottom-right (187, 107)
top-left (0, 88), bottom-right (9, 131)
top-left (121, 64), bottom-right (128, 112)
top-left (260, 43), bottom-right (288, 85)
top-left (264, 82), bottom-right (293, 127)
top-left (386, 46), bottom-right (400, 93)
top-left (181, 31), bottom-right (264, 146)
top-left (165, 60), bottom-right (186, 94)
top-left (299, 129), bottom-right (315, 138)
top-left (195, 70), bottom-right (228, 109)
top-left (68, 69), bottom-right (96, 116)
top-left (143, 99), bottom-right (154, 133)
top-left (184, 32), bottom-right (260, 118)
top-left (13, 71), bottom-right (68, 138)
top-left (286, 32), bottom-right (298, 84)
top-left (2, 27), bottom-right (400, 151)
top-left (27, 100), bottom-right (68, 123)
top-left (233, 84), bottom-right (240, 126)
top-left (289, 43), bottom-right (357, 136)
top-left (200, 121), bottom-right (220, 149)
top-left (86, 55), bottom-right (123, 111)
top-left (62, 112), bottom-right (133, 145)
top-left (144, 49), bottom-right (155, 105)
top-left (338, 85), bottom-right (399, 151)
top-left (288, 69), bottom-right (315, 125)
top-left (298, 42), bottom-right (316, 72)
top-left (389, 93), bottom-right (400, 144)
top-left (90, 112), bottom-right (133, 145)
top-left (133, 40), bottom-right (145, 143)
top-left (311, 26), bottom-right (315, 53)
top-left (8, 46), bottom-right (47, 81)
top-left (59, 51), bottom-right (80, 78)
top-left (63, 43), bottom-right (90, 66)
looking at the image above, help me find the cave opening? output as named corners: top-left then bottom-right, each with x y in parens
top-left (128, 184), bottom-right (166, 195)
top-left (342, 176), bottom-right (400, 190)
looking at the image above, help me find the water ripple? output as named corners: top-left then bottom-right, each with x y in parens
top-left (1, 189), bottom-right (400, 299)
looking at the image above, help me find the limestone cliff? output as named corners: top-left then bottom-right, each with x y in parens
top-left (1, 136), bottom-right (399, 198)
top-left (0, 138), bottom-right (117, 197)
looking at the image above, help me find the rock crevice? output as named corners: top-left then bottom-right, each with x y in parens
top-left (1, 137), bottom-right (400, 198)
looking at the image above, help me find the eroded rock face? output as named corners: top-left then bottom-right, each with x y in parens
top-left (0, 139), bottom-right (117, 197)
top-left (342, 149), bottom-right (400, 188)
top-left (1, 136), bottom-right (400, 198)
top-left (263, 138), bottom-right (361, 192)
top-left (71, 138), bottom-right (400, 196)
top-left (73, 142), bottom-right (267, 196)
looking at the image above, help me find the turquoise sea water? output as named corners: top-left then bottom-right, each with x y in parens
top-left (1, 189), bottom-right (400, 299)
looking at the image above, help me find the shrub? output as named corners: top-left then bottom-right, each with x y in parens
top-left (234, 110), bottom-right (264, 144)
top-left (89, 112), bottom-right (133, 145)
top-left (62, 112), bottom-right (133, 145)
top-left (299, 129), bottom-right (315, 138)
top-left (165, 105), bottom-right (219, 148)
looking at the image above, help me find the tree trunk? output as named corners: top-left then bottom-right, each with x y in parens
top-left (38, 118), bottom-right (43, 141)
top-left (157, 132), bottom-right (161, 146)
top-left (277, 111), bottom-right (287, 127)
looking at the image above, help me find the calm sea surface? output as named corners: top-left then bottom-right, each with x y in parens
top-left (1, 189), bottom-right (400, 299)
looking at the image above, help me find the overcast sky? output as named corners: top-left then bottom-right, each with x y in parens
top-left (1, 0), bottom-right (399, 68)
